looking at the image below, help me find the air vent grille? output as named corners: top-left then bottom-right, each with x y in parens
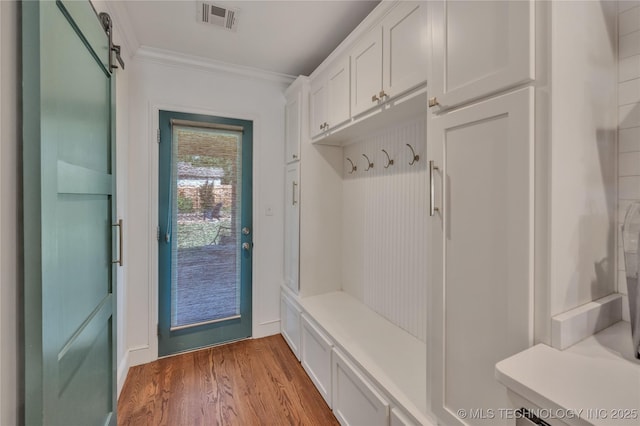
top-left (197, 1), bottom-right (238, 32)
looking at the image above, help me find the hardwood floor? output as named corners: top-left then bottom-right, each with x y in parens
top-left (118, 335), bottom-right (339, 426)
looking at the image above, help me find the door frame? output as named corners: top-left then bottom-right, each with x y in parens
top-left (143, 103), bottom-right (261, 362)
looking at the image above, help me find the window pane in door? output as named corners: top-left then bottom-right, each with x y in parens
top-left (170, 124), bottom-right (243, 328)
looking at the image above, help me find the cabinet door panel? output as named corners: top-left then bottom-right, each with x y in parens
top-left (383, 1), bottom-right (428, 98)
top-left (285, 91), bottom-right (301, 163)
top-left (310, 79), bottom-right (327, 138)
top-left (429, 88), bottom-right (534, 426)
top-left (351, 27), bottom-right (383, 117)
top-left (328, 56), bottom-right (351, 128)
top-left (301, 314), bottom-right (333, 406)
top-left (280, 292), bottom-right (301, 360)
top-left (284, 163), bottom-right (300, 293)
top-left (332, 348), bottom-right (389, 426)
top-left (429, 0), bottom-right (533, 110)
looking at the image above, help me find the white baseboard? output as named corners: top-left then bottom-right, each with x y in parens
top-left (551, 293), bottom-right (623, 350)
top-left (254, 319), bottom-right (280, 338)
top-left (127, 345), bottom-right (153, 367)
top-left (117, 350), bottom-right (130, 398)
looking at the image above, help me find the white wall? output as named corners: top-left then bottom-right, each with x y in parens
top-left (618, 0), bottom-right (640, 323)
top-left (0, 2), bottom-right (19, 424)
top-left (126, 51), bottom-right (289, 366)
top-left (549, 0), bottom-right (618, 317)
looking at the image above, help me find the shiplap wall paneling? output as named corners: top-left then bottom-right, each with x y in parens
top-left (342, 117), bottom-right (428, 342)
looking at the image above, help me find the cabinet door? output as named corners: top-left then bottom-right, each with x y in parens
top-left (301, 314), bottom-right (333, 406)
top-left (429, 0), bottom-right (534, 111)
top-left (285, 90), bottom-right (301, 163)
top-left (350, 27), bottom-right (383, 117)
top-left (280, 292), bottom-right (301, 360)
top-left (428, 88), bottom-right (533, 426)
top-left (328, 56), bottom-right (351, 128)
top-left (284, 163), bottom-right (300, 293)
top-left (310, 78), bottom-right (327, 138)
top-left (382, 1), bottom-right (428, 99)
top-left (332, 348), bottom-right (389, 426)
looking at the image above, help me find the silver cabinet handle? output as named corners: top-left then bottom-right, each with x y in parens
top-left (292, 181), bottom-right (298, 205)
top-left (112, 219), bottom-right (123, 266)
top-left (428, 97), bottom-right (440, 108)
top-left (429, 161), bottom-right (439, 217)
top-left (372, 94), bottom-right (380, 102)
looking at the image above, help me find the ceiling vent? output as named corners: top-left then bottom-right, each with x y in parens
top-left (197, 2), bottom-right (238, 32)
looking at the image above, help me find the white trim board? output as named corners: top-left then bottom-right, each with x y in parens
top-left (551, 293), bottom-right (623, 350)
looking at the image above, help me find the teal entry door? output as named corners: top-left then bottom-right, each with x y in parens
top-left (158, 111), bottom-right (253, 357)
top-left (23, 1), bottom-right (117, 425)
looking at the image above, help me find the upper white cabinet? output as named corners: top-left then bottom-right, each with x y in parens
top-left (428, 88), bottom-right (534, 426)
top-left (310, 76), bottom-right (328, 138)
top-left (382, 2), bottom-right (428, 100)
top-left (285, 90), bottom-right (301, 163)
top-left (327, 56), bottom-right (351, 129)
top-left (310, 57), bottom-right (351, 138)
top-left (351, 1), bottom-right (428, 117)
top-left (428, 0), bottom-right (534, 111)
top-left (350, 26), bottom-right (383, 117)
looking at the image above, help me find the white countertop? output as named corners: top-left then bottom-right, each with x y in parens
top-left (496, 321), bottom-right (640, 426)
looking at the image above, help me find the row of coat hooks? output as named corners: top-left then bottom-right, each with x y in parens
top-left (346, 144), bottom-right (420, 174)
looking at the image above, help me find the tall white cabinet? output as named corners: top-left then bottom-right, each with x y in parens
top-left (427, 1), bottom-right (536, 425)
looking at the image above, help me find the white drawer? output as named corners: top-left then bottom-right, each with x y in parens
top-left (301, 313), bottom-right (333, 406)
top-left (280, 292), bottom-right (301, 360)
top-left (332, 348), bottom-right (389, 426)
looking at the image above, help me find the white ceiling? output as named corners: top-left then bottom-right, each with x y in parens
top-left (122, 0), bottom-right (381, 77)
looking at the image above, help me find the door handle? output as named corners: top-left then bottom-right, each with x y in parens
top-left (429, 161), bottom-right (439, 217)
top-left (292, 181), bottom-right (298, 205)
top-left (242, 242), bottom-right (251, 251)
top-left (112, 219), bottom-right (123, 266)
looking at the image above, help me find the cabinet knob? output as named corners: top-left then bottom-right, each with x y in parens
top-left (428, 97), bottom-right (440, 108)
top-left (379, 90), bottom-right (388, 99)
top-left (292, 154), bottom-right (298, 159)
top-left (372, 94), bottom-right (380, 103)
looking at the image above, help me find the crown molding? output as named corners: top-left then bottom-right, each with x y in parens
top-left (134, 46), bottom-right (296, 86)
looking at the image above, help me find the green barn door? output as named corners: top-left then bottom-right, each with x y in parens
top-left (23, 1), bottom-right (117, 425)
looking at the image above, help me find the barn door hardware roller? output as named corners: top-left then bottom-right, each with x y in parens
top-left (99, 12), bottom-right (125, 71)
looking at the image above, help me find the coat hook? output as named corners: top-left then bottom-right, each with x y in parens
top-left (382, 149), bottom-right (394, 168)
top-left (346, 157), bottom-right (357, 174)
top-left (362, 154), bottom-right (374, 171)
top-left (407, 144), bottom-right (419, 165)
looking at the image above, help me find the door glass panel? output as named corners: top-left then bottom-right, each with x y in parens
top-left (170, 124), bottom-right (243, 328)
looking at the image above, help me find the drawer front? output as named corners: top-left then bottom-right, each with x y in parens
top-left (301, 314), bottom-right (333, 406)
top-left (332, 348), bottom-right (389, 426)
top-left (280, 293), bottom-right (301, 360)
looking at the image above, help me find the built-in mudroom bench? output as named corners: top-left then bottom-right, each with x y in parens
top-left (281, 287), bottom-right (434, 426)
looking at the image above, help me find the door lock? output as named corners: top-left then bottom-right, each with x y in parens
top-left (242, 242), bottom-right (251, 251)
top-left (242, 227), bottom-right (251, 235)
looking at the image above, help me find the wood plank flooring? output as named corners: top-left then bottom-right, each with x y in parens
top-left (118, 335), bottom-right (339, 426)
